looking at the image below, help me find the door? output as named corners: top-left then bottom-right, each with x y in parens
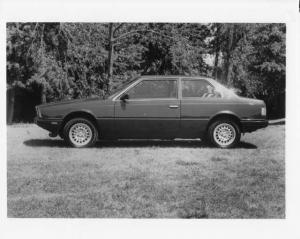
top-left (114, 78), bottom-right (180, 139)
top-left (179, 78), bottom-right (223, 138)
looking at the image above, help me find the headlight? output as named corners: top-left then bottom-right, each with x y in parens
top-left (261, 107), bottom-right (266, 116)
top-left (36, 106), bottom-right (42, 118)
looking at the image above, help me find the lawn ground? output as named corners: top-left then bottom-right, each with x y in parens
top-left (7, 124), bottom-right (285, 218)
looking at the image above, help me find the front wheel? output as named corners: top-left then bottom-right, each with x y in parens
top-left (207, 120), bottom-right (241, 148)
top-left (63, 118), bottom-right (98, 148)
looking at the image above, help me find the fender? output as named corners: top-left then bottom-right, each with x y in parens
top-left (60, 110), bottom-right (99, 134)
top-left (209, 110), bottom-right (241, 121)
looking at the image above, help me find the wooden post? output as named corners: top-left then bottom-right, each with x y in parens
top-left (6, 88), bottom-right (15, 124)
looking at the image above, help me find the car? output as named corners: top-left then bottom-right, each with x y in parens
top-left (35, 76), bottom-right (268, 148)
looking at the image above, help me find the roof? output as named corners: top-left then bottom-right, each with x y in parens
top-left (139, 75), bottom-right (212, 79)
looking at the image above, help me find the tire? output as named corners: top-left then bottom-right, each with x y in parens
top-left (63, 118), bottom-right (98, 148)
top-left (207, 119), bottom-right (241, 148)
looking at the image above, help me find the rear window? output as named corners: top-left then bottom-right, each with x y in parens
top-left (182, 79), bottom-right (221, 98)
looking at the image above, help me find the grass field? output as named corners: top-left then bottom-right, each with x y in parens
top-left (7, 124), bottom-right (285, 218)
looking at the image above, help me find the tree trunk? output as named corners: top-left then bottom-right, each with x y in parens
top-left (225, 24), bottom-right (234, 86)
top-left (6, 88), bottom-right (15, 124)
top-left (213, 50), bottom-right (220, 79)
top-left (213, 25), bottom-right (220, 79)
top-left (107, 23), bottom-right (114, 93)
top-left (41, 84), bottom-right (47, 103)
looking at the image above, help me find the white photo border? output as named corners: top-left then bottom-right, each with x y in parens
top-left (1, 0), bottom-right (299, 239)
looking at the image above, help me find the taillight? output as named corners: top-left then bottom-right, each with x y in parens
top-left (261, 107), bottom-right (266, 116)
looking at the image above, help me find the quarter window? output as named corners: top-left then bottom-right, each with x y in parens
top-left (125, 79), bottom-right (178, 99)
top-left (182, 79), bottom-right (221, 98)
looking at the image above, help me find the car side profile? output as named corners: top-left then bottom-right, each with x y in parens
top-left (35, 76), bottom-right (268, 148)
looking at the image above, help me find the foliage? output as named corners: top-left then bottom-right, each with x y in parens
top-left (6, 22), bottom-right (286, 122)
top-left (208, 23), bottom-right (285, 117)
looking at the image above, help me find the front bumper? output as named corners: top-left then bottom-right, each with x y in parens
top-left (34, 117), bottom-right (62, 135)
top-left (241, 119), bottom-right (268, 133)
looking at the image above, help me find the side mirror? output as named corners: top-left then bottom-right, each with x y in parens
top-left (120, 93), bottom-right (129, 102)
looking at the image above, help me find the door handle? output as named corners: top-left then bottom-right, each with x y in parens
top-left (169, 105), bottom-right (179, 109)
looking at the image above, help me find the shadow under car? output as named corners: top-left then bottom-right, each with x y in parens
top-left (23, 139), bottom-right (257, 149)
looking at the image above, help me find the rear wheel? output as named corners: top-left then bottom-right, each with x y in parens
top-left (63, 118), bottom-right (98, 148)
top-left (208, 120), bottom-right (240, 148)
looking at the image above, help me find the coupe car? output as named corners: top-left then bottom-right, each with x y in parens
top-left (35, 76), bottom-right (268, 148)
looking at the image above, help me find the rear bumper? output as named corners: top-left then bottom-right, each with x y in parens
top-left (34, 117), bottom-right (62, 135)
top-left (241, 119), bottom-right (268, 133)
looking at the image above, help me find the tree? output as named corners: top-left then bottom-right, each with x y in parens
top-left (105, 23), bottom-right (146, 92)
top-left (247, 24), bottom-right (286, 117)
top-left (7, 22), bottom-right (286, 122)
top-left (104, 23), bottom-right (211, 91)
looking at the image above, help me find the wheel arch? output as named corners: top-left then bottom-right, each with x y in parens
top-left (206, 111), bottom-right (242, 133)
top-left (59, 110), bottom-right (99, 136)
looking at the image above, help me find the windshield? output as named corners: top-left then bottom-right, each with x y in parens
top-left (106, 77), bottom-right (139, 99)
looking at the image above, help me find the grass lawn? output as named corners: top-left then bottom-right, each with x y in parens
top-left (7, 124), bottom-right (285, 218)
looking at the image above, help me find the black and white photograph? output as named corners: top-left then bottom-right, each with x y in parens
top-left (1, 0), bottom-right (300, 238)
top-left (6, 22), bottom-right (285, 218)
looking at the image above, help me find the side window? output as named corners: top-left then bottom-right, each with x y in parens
top-left (125, 79), bottom-right (178, 99)
top-left (182, 79), bottom-right (221, 98)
